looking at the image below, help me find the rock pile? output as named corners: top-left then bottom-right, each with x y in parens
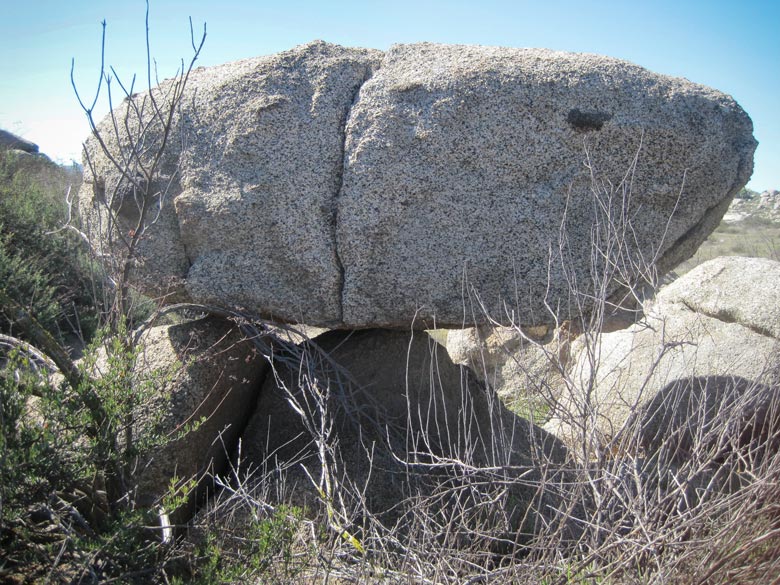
top-left (76, 42), bottom-right (770, 545)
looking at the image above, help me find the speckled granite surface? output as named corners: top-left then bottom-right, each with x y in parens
top-left (79, 41), bottom-right (756, 328)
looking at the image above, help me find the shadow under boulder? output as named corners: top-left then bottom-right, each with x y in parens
top-left (633, 374), bottom-right (780, 470)
top-left (240, 328), bottom-right (573, 550)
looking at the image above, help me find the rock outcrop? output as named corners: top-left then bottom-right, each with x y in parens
top-left (544, 257), bottom-right (780, 453)
top-left (445, 324), bottom-right (560, 417)
top-left (79, 41), bottom-right (756, 328)
top-left (0, 128), bottom-right (38, 153)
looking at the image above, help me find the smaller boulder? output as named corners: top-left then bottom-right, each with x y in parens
top-left (544, 257), bottom-right (780, 456)
top-left (634, 375), bottom-right (780, 467)
top-left (445, 324), bottom-right (560, 419)
top-left (125, 316), bottom-right (266, 519)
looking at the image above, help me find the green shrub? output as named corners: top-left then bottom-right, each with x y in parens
top-left (0, 354), bottom-right (73, 516)
top-left (0, 149), bottom-right (101, 341)
top-left (0, 354), bottom-right (86, 581)
top-left (1, 6), bottom-right (209, 581)
top-left (0, 325), bottom-right (185, 582)
top-left (0, 231), bottom-right (62, 333)
top-left (736, 186), bottom-right (760, 200)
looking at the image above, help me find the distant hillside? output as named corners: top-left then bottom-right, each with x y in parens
top-left (677, 188), bottom-right (780, 273)
top-left (1, 129), bottom-right (95, 342)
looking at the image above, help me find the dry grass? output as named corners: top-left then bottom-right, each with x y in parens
top-left (677, 208), bottom-right (780, 274)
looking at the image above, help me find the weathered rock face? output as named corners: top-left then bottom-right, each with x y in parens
top-left (445, 324), bottom-right (560, 417)
top-left (544, 257), bottom-right (780, 451)
top-left (338, 44), bottom-right (754, 327)
top-left (241, 329), bottom-right (569, 537)
top-left (79, 41), bottom-right (756, 328)
top-left (79, 41), bottom-right (382, 316)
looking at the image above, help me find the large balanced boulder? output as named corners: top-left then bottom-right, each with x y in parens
top-left (544, 257), bottom-right (780, 455)
top-left (79, 41), bottom-right (756, 328)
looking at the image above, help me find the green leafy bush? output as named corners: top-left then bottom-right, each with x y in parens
top-left (0, 149), bottom-right (101, 341)
top-left (0, 326), bottom-right (185, 582)
top-left (0, 354), bottom-right (85, 581)
top-left (736, 186), bottom-right (760, 200)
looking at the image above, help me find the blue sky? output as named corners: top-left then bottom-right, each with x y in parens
top-left (1, 0), bottom-right (777, 190)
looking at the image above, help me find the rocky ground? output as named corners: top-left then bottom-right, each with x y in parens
top-left (727, 189), bottom-right (780, 223)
